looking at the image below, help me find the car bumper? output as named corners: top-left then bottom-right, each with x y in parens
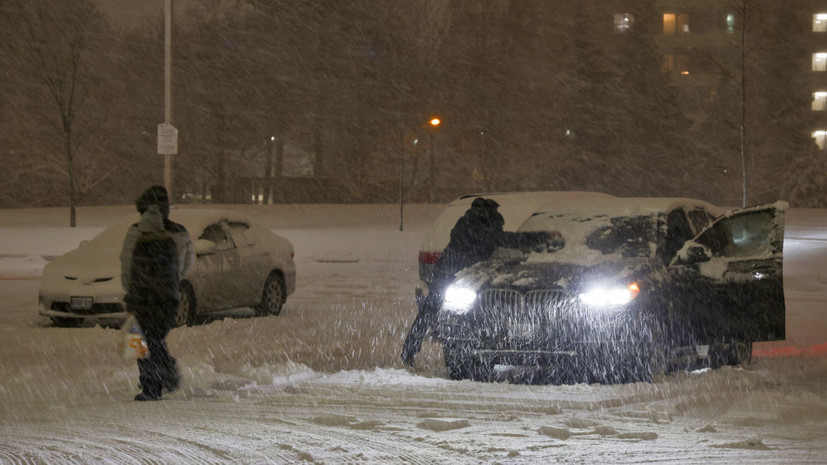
top-left (38, 280), bottom-right (128, 321)
top-left (436, 310), bottom-right (649, 363)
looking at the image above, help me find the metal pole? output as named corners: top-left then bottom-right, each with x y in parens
top-left (399, 130), bottom-right (405, 231)
top-left (164, 0), bottom-right (173, 197)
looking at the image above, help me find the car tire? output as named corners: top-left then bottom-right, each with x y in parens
top-left (443, 343), bottom-right (471, 381)
top-left (709, 341), bottom-right (753, 368)
top-left (641, 321), bottom-right (668, 382)
top-left (51, 317), bottom-right (83, 328)
top-left (468, 358), bottom-right (494, 382)
top-left (175, 282), bottom-right (196, 327)
top-left (257, 272), bottom-right (285, 317)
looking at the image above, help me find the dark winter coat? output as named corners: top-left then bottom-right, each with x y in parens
top-left (120, 204), bottom-right (194, 322)
top-left (429, 198), bottom-right (548, 291)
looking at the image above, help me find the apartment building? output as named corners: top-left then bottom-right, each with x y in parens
top-left (609, 1), bottom-right (827, 149)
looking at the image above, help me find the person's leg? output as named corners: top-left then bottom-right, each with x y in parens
top-left (158, 338), bottom-right (180, 391)
top-left (135, 316), bottom-right (170, 400)
top-left (401, 293), bottom-right (440, 366)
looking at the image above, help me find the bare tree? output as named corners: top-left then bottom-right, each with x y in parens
top-left (13, 0), bottom-right (106, 225)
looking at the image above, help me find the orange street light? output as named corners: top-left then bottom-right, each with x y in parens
top-left (429, 117), bottom-right (441, 127)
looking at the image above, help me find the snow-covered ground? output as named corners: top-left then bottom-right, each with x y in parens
top-left (0, 204), bottom-right (825, 464)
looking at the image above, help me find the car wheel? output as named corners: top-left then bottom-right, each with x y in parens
top-left (709, 341), bottom-right (753, 368)
top-left (175, 282), bottom-right (196, 327)
top-left (641, 321), bottom-right (668, 382)
top-left (257, 272), bottom-right (285, 317)
top-left (468, 358), bottom-right (494, 382)
top-left (443, 343), bottom-right (471, 380)
top-left (51, 317), bottom-right (83, 328)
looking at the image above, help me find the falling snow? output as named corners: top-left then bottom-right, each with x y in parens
top-left (0, 204), bottom-right (825, 463)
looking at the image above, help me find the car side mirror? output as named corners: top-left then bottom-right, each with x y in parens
top-left (674, 242), bottom-right (712, 265)
top-left (686, 245), bottom-right (711, 263)
top-left (195, 239), bottom-right (217, 256)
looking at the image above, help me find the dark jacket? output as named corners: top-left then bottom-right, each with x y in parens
top-left (120, 204), bottom-right (194, 321)
top-left (429, 200), bottom-right (548, 291)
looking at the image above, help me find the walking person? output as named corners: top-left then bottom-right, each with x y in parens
top-left (120, 185), bottom-right (194, 401)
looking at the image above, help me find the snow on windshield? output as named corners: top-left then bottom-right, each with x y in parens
top-left (517, 212), bottom-right (661, 266)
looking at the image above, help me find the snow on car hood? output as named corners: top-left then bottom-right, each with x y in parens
top-left (452, 250), bottom-right (658, 294)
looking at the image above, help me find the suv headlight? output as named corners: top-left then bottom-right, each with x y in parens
top-left (443, 285), bottom-right (477, 314)
top-left (579, 282), bottom-right (640, 309)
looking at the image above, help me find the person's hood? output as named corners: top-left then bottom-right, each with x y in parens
top-left (137, 205), bottom-right (165, 233)
top-left (136, 185), bottom-right (170, 218)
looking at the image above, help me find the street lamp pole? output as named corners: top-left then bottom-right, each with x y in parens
top-left (399, 130), bottom-right (405, 231)
top-left (164, 0), bottom-right (173, 196)
top-left (427, 117), bottom-right (440, 203)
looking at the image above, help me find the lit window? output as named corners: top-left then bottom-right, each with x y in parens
top-left (663, 13), bottom-right (689, 34)
top-left (664, 13), bottom-right (676, 34)
top-left (813, 92), bottom-right (827, 111)
top-left (727, 14), bottom-right (735, 33)
top-left (813, 131), bottom-right (827, 150)
top-left (663, 54), bottom-right (690, 74)
top-left (614, 13), bottom-right (634, 33)
top-left (814, 53), bottom-right (827, 71)
top-left (814, 13), bottom-right (827, 32)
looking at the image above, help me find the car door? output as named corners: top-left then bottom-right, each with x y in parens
top-left (226, 221), bottom-right (268, 306)
top-left (194, 221), bottom-right (242, 310)
top-left (667, 203), bottom-right (786, 344)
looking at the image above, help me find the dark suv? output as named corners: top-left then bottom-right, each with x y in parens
top-left (434, 197), bottom-right (786, 384)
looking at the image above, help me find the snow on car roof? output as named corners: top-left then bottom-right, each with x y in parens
top-left (421, 191), bottom-right (617, 252)
top-left (91, 209), bottom-right (253, 246)
top-left (526, 196), bottom-right (725, 220)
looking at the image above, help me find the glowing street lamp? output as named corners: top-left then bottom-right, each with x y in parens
top-left (429, 117), bottom-right (441, 128)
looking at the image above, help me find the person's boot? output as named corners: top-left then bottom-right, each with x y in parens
top-left (162, 373), bottom-right (180, 393)
top-left (134, 392), bottom-right (161, 401)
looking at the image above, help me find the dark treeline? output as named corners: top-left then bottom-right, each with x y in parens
top-left (1, 0), bottom-right (825, 211)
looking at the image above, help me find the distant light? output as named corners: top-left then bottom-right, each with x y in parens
top-left (270, 136), bottom-right (276, 141)
top-left (430, 118), bottom-right (441, 127)
top-left (681, 70), bottom-right (690, 75)
top-left (818, 13), bottom-right (827, 21)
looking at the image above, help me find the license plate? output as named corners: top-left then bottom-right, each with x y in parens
top-left (70, 296), bottom-right (93, 310)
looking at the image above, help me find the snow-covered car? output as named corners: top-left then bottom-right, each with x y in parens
top-left (435, 197), bottom-right (786, 383)
top-left (38, 209), bottom-right (296, 327)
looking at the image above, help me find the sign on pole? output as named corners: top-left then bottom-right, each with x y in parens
top-left (157, 123), bottom-right (178, 155)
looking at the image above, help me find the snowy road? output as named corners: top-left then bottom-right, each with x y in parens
top-left (1, 205), bottom-right (825, 463)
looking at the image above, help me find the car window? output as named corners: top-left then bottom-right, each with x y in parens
top-left (663, 209), bottom-right (693, 262)
top-left (585, 215), bottom-right (657, 258)
top-left (200, 223), bottom-right (235, 251)
top-left (687, 207), bottom-right (714, 233)
top-left (227, 221), bottom-right (254, 247)
top-left (694, 211), bottom-right (774, 258)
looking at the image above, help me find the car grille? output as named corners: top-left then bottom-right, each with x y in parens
top-left (476, 289), bottom-right (591, 346)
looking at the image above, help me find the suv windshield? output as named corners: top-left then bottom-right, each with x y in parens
top-left (585, 215), bottom-right (657, 257)
top-left (517, 212), bottom-right (660, 264)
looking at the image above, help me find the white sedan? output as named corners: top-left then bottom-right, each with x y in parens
top-left (38, 209), bottom-right (296, 327)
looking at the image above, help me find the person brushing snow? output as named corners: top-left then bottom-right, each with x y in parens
top-left (401, 197), bottom-right (548, 368)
